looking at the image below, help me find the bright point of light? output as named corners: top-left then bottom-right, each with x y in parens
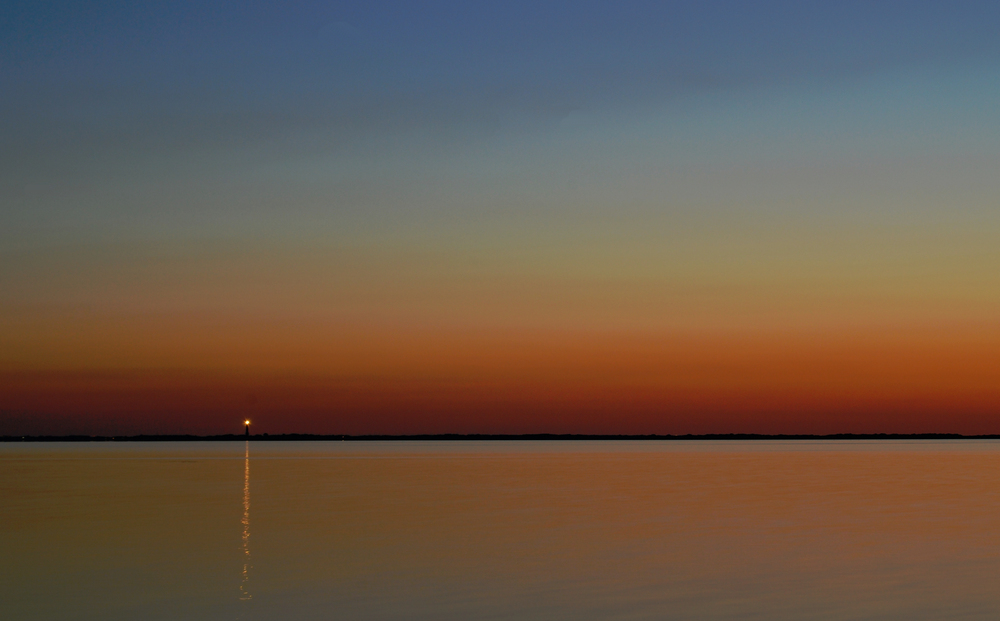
top-left (245, 420), bottom-right (251, 425)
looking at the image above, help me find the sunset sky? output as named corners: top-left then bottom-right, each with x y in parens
top-left (5, 2), bottom-right (1000, 435)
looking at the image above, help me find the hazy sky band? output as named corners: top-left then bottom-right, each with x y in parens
top-left (4, 2), bottom-right (1000, 434)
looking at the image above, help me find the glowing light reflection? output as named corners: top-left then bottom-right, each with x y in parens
top-left (239, 440), bottom-right (251, 601)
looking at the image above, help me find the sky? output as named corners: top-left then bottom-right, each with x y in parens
top-left (5, 1), bottom-right (1000, 435)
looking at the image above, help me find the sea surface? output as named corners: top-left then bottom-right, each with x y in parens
top-left (4, 440), bottom-right (1000, 620)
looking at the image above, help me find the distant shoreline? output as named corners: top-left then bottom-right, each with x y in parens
top-left (3, 433), bottom-right (1000, 442)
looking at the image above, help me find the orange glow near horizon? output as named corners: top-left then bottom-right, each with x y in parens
top-left (5, 316), bottom-right (1000, 435)
top-left (6, 215), bottom-right (1000, 437)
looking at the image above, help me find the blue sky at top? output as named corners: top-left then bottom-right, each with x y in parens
top-left (5, 1), bottom-right (1000, 247)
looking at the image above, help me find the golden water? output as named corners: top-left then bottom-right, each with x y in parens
top-left (4, 440), bottom-right (1000, 620)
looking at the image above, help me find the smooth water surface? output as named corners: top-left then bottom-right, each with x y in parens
top-left (4, 440), bottom-right (1000, 620)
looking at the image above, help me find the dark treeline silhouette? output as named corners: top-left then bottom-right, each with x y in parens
top-left (3, 433), bottom-right (999, 442)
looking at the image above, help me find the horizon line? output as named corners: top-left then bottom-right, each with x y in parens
top-left (5, 433), bottom-right (1000, 442)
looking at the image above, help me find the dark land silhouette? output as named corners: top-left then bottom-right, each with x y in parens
top-left (3, 433), bottom-right (999, 442)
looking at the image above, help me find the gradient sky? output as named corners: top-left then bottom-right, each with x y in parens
top-left (5, 2), bottom-right (1000, 435)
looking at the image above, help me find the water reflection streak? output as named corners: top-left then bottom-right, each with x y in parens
top-left (239, 440), bottom-right (251, 601)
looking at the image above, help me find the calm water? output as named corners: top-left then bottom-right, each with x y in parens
top-left (5, 440), bottom-right (1000, 620)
